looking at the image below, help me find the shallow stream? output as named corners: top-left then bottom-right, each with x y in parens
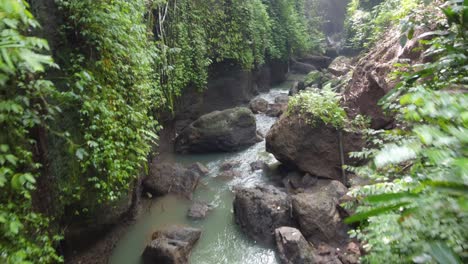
top-left (109, 75), bottom-right (304, 264)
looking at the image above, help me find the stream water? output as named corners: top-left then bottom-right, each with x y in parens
top-left (109, 74), bottom-right (304, 264)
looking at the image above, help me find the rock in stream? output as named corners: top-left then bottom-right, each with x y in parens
top-left (175, 107), bottom-right (259, 153)
top-left (142, 226), bottom-right (201, 264)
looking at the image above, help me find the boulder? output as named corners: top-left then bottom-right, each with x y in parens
top-left (175, 107), bottom-right (258, 153)
top-left (220, 160), bottom-right (241, 171)
top-left (250, 160), bottom-right (268, 171)
top-left (274, 94), bottom-right (290, 105)
top-left (275, 227), bottom-right (315, 264)
top-left (216, 170), bottom-right (241, 181)
top-left (292, 192), bottom-right (348, 245)
top-left (249, 98), bottom-right (269, 113)
top-left (289, 81), bottom-right (306, 96)
top-left (142, 226), bottom-right (201, 264)
top-left (266, 103), bottom-right (287, 117)
top-left (266, 114), bottom-right (363, 181)
top-left (143, 162), bottom-right (201, 199)
top-left (328, 56), bottom-right (353, 76)
top-left (290, 59), bottom-right (317, 74)
top-left (187, 201), bottom-right (212, 220)
top-left (187, 162), bottom-right (209, 176)
top-left (233, 185), bottom-right (295, 245)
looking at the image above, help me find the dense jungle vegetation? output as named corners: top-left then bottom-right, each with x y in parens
top-left (0, 0), bottom-right (467, 263)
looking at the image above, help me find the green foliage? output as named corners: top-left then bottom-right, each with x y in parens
top-left (56, 0), bottom-right (160, 205)
top-left (150, 0), bottom-right (318, 111)
top-left (264, 0), bottom-right (319, 59)
top-left (287, 86), bottom-right (347, 128)
top-left (0, 0), bottom-right (62, 262)
top-left (1, 0), bottom-right (322, 261)
top-left (346, 1), bottom-right (468, 262)
top-left (345, 0), bottom-right (427, 48)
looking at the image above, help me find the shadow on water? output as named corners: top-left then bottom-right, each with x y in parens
top-left (109, 75), bottom-right (303, 264)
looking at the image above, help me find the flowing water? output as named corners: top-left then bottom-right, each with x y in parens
top-left (109, 74), bottom-right (304, 264)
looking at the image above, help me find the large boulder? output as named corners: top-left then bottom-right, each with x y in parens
top-left (275, 227), bottom-right (315, 264)
top-left (328, 56), bottom-right (353, 76)
top-left (143, 162), bottom-right (201, 199)
top-left (249, 98), bottom-right (269, 113)
top-left (175, 107), bottom-right (259, 153)
top-left (142, 226), bottom-right (201, 264)
top-left (266, 114), bottom-right (363, 181)
top-left (292, 192), bottom-right (348, 245)
top-left (233, 185), bottom-right (295, 245)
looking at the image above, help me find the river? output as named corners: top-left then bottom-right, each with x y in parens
top-left (109, 74), bottom-right (304, 264)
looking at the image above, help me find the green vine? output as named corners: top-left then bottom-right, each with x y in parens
top-left (0, 0), bottom-right (62, 262)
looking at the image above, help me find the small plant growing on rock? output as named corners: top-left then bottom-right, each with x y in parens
top-left (287, 86), bottom-right (347, 128)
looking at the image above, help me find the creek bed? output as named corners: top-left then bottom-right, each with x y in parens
top-left (109, 75), bottom-right (303, 264)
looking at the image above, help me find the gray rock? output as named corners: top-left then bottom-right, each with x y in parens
top-left (275, 227), bottom-right (315, 264)
top-left (292, 192), bottom-right (348, 245)
top-left (274, 94), bottom-right (289, 105)
top-left (187, 162), bottom-right (209, 176)
top-left (216, 170), bottom-right (241, 181)
top-left (289, 81), bottom-right (306, 96)
top-left (175, 107), bottom-right (258, 153)
top-left (143, 162), bottom-right (201, 199)
top-left (328, 56), bottom-right (352, 76)
top-left (233, 185), bottom-right (295, 245)
top-left (187, 201), bottom-right (212, 220)
top-left (250, 160), bottom-right (268, 171)
top-left (142, 226), bottom-right (201, 264)
top-left (249, 98), bottom-right (269, 113)
top-left (266, 114), bottom-right (364, 181)
top-left (266, 103), bottom-right (286, 117)
top-left (220, 160), bottom-right (241, 171)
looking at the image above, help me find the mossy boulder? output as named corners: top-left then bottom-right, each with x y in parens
top-left (175, 107), bottom-right (259, 153)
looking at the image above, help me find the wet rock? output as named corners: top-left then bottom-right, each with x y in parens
top-left (289, 81), bottom-right (306, 96)
top-left (233, 185), bottom-right (295, 245)
top-left (337, 242), bottom-right (361, 264)
top-left (249, 98), bottom-right (269, 114)
top-left (187, 201), bottom-right (212, 220)
top-left (283, 171), bottom-right (303, 192)
top-left (220, 160), bottom-right (241, 171)
top-left (216, 170), bottom-right (241, 181)
top-left (187, 162), bottom-right (209, 176)
top-left (328, 56), bottom-right (353, 76)
top-left (266, 103), bottom-right (286, 117)
top-left (266, 114), bottom-right (363, 181)
top-left (301, 173), bottom-right (318, 189)
top-left (292, 192), bottom-right (348, 245)
top-left (250, 160), bottom-right (268, 171)
top-left (142, 226), bottom-right (201, 264)
top-left (256, 131), bottom-right (264, 142)
top-left (175, 107), bottom-right (258, 153)
top-left (275, 227), bottom-right (315, 264)
top-left (143, 162), bottom-right (201, 199)
top-left (274, 94), bottom-right (289, 105)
